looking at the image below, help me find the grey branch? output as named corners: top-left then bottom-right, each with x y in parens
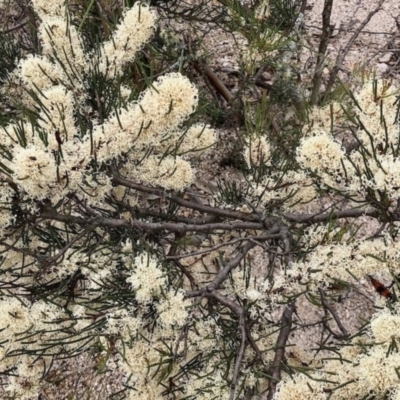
top-left (267, 303), bottom-right (296, 400)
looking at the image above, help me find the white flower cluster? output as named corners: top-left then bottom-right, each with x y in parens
top-left (0, 297), bottom-right (78, 399)
top-left (31, 0), bottom-right (66, 19)
top-left (1, 1), bottom-right (215, 206)
top-left (95, 72), bottom-right (215, 190)
top-left (275, 303), bottom-right (400, 400)
top-left (0, 2), bottom-right (217, 396)
top-left (126, 253), bottom-right (167, 303)
top-left (273, 372), bottom-right (327, 400)
top-left (297, 80), bottom-right (400, 201)
top-left (39, 16), bottom-right (86, 72)
top-left (98, 3), bottom-right (156, 78)
top-left (271, 228), bottom-right (400, 296)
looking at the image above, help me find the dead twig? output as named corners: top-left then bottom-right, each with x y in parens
top-left (230, 312), bottom-right (247, 400)
top-left (192, 60), bottom-right (234, 104)
top-left (166, 234), bottom-right (281, 260)
top-left (310, 0), bottom-right (333, 105)
top-left (0, 20), bottom-right (28, 35)
top-left (267, 303), bottom-right (296, 400)
top-left (319, 288), bottom-right (349, 339)
top-left (324, 0), bottom-right (387, 100)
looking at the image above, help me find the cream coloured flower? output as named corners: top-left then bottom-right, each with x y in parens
top-left (132, 155), bottom-right (194, 190)
top-left (37, 85), bottom-right (77, 148)
top-left (273, 372), bottom-right (327, 400)
top-left (98, 3), bottom-right (156, 77)
top-left (94, 73), bottom-right (200, 163)
top-left (157, 289), bottom-right (189, 327)
top-left (296, 131), bottom-right (344, 173)
top-left (31, 0), bottom-right (66, 19)
top-left (370, 304), bottom-right (400, 343)
top-left (12, 145), bottom-right (55, 199)
top-left (357, 346), bottom-right (400, 395)
top-left (244, 136), bottom-right (271, 167)
top-left (126, 253), bottom-right (166, 303)
top-left (39, 16), bottom-right (86, 72)
top-left (163, 123), bottom-right (216, 157)
top-left (17, 55), bottom-right (67, 94)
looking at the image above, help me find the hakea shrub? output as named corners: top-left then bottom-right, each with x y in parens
top-left (1, 1), bottom-right (400, 400)
top-left (0, 1), bottom-right (218, 399)
top-left (245, 80), bottom-right (400, 399)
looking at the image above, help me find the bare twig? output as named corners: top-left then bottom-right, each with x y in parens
top-left (207, 230), bottom-right (279, 292)
top-left (324, 0), bottom-right (387, 100)
top-left (166, 234), bottom-right (281, 260)
top-left (310, 0), bottom-right (333, 105)
top-left (230, 312), bottom-right (246, 400)
top-left (319, 288), bottom-right (349, 338)
top-left (27, 4), bottom-right (39, 53)
top-left (285, 207), bottom-right (379, 223)
top-left (39, 209), bottom-right (266, 233)
top-left (112, 172), bottom-right (273, 223)
top-left (192, 60), bottom-right (234, 104)
top-left (0, 20), bottom-right (28, 35)
top-left (267, 303), bottom-right (296, 400)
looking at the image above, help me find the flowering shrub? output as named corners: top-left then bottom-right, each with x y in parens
top-left (0, 1), bottom-right (400, 400)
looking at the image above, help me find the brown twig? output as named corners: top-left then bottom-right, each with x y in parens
top-left (284, 207), bottom-right (379, 223)
top-left (39, 208), bottom-right (266, 234)
top-left (267, 303), bottom-right (295, 400)
top-left (192, 61), bottom-right (234, 104)
top-left (318, 288), bottom-right (349, 338)
top-left (27, 4), bottom-right (39, 53)
top-left (168, 232), bottom-right (197, 290)
top-left (166, 234), bottom-right (281, 260)
top-left (0, 20), bottom-right (28, 35)
top-left (111, 172), bottom-right (267, 223)
top-left (324, 0), bottom-right (387, 100)
top-left (230, 312), bottom-right (246, 400)
top-left (207, 230), bottom-right (279, 292)
top-left (310, 0), bottom-right (333, 105)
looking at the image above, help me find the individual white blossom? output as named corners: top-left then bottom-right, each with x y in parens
top-left (354, 80), bottom-right (399, 150)
top-left (31, 0), bottom-right (66, 19)
top-left (106, 308), bottom-right (143, 340)
top-left (302, 102), bottom-right (344, 137)
top-left (168, 123), bottom-right (216, 157)
top-left (12, 145), bottom-right (55, 199)
top-left (370, 304), bottom-right (400, 343)
top-left (137, 72), bottom-right (199, 135)
top-left (17, 55), bottom-right (67, 94)
top-left (39, 16), bottom-right (86, 72)
top-left (98, 3), bottom-right (156, 77)
top-left (126, 253), bottom-right (166, 303)
top-left (296, 131), bottom-right (346, 187)
top-left (357, 346), bottom-right (400, 395)
top-left (372, 155), bottom-right (400, 200)
top-left (157, 289), bottom-right (189, 327)
top-left (244, 136), bottom-right (271, 167)
top-left (132, 155), bottom-right (195, 190)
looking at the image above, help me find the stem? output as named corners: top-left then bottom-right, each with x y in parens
top-left (310, 0), bottom-right (333, 106)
